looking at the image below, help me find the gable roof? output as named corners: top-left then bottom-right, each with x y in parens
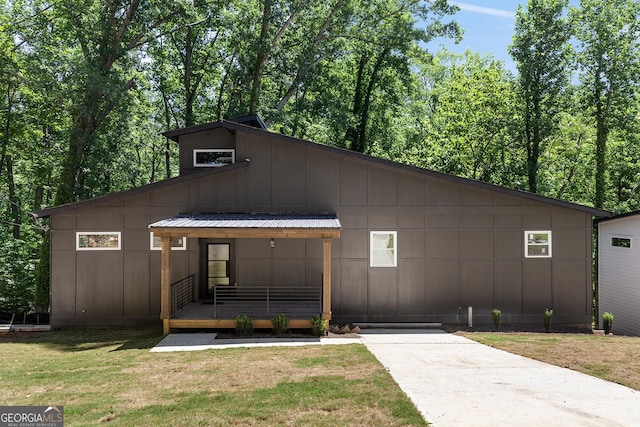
top-left (36, 118), bottom-right (612, 218)
top-left (173, 119), bottom-right (611, 217)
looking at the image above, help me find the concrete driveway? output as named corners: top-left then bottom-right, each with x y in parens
top-left (360, 329), bottom-right (640, 427)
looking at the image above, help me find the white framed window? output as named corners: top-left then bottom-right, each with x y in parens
top-left (76, 232), bottom-right (121, 250)
top-left (370, 231), bottom-right (397, 267)
top-left (193, 149), bottom-right (235, 167)
top-left (525, 230), bottom-right (552, 258)
top-left (150, 232), bottom-right (187, 251)
top-left (611, 235), bottom-right (632, 249)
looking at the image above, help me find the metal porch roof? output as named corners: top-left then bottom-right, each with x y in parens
top-left (149, 213), bottom-right (341, 229)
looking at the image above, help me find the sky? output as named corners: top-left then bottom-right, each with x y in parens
top-left (425, 1), bottom-right (579, 73)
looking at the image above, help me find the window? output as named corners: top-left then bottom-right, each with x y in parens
top-left (76, 232), bottom-right (121, 250)
top-left (193, 149), bottom-right (235, 167)
top-left (150, 232), bottom-right (187, 250)
top-left (525, 231), bottom-right (551, 258)
top-left (370, 231), bottom-right (397, 267)
top-left (611, 236), bottom-right (632, 249)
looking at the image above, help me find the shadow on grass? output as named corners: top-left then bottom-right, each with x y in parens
top-left (0, 326), bottom-right (165, 352)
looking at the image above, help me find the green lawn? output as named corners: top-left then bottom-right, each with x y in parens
top-left (0, 328), bottom-right (426, 426)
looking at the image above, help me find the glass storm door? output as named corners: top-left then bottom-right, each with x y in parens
top-left (207, 243), bottom-right (230, 299)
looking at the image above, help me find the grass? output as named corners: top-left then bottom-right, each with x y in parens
top-left (0, 328), bottom-right (426, 426)
top-left (458, 331), bottom-right (640, 391)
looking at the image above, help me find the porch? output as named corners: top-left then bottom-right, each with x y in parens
top-left (151, 213), bottom-right (341, 334)
top-left (169, 274), bottom-right (322, 329)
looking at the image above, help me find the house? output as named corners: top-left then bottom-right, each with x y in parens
top-left (35, 115), bottom-right (611, 334)
top-left (596, 212), bottom-right (640, 336)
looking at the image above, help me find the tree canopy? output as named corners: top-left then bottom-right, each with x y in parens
top-left (1, 0), bottom-right (639, 313)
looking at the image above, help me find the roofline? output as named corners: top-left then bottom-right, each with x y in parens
top-left (594, 210), bottom-right (640, 224)
top-left (162, 116), bottom-right (267, 142)
top-left (33, 160), bottom-right (250, 218)
top-left (218, 121), bottom-right (612, 218)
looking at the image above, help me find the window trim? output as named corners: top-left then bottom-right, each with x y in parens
top-left (193, 149), bottom-right (235, 167)
top-left (524, 230), bottom-right (552, 258)
top-left (370, 231), bottom-right (398, 267)
top-left (76, 232), bottom-right (121, 251)
top-left (611, 235), bottom-right (632, 249)
top-left (150, 232), bottom-right (187, 251)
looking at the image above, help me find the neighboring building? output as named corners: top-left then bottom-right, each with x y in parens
top-left (596, 212), bottom-right (640, 336)
top-left (36, 116), bottom-right (610, 333)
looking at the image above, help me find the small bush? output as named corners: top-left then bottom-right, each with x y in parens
top-left (271, 313), bottom-right (289, 334)
top-left (544, 308), bottom-right (553, 332)
top-left (310, 315), bottom-right (327, 337)
top-left (491, 308), bottom-right (501, 330)
top-left (235, 314), bottom-right (253, 336)
top-left (603, 312), bottom-right (614, 334)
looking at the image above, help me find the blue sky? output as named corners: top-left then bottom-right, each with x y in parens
top-left (426, 1), bottom-right (579, 73)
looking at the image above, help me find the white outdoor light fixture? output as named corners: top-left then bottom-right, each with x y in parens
top-left (270, 238), bottom-right (276, 249)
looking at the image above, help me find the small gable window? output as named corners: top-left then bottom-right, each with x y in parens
top-left (525, 231), bottom-right (551, 258)
top-left (611, 236), bottom-right (631, 249)
top-left (76, 232), bottom-right (121, 250)
top-left (193, 149), bottom-right (235, 167)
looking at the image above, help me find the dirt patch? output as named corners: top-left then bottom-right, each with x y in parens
top-left (442, 323), bottom-right (594, 334)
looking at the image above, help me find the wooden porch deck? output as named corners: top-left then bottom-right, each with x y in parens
top-left (168, 285), bottom-right (323, 330)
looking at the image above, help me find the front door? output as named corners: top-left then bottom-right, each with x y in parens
top-left (202, 241), bottom-right (234, 300)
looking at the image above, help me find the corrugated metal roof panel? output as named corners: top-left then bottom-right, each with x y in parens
top-left (149, 213), bottom-right (341, 229)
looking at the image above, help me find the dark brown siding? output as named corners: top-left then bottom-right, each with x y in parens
top-left (48, 126), bottom-right (595, 327)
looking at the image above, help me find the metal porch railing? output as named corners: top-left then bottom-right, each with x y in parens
top-left (171, 274), bottom-right (195, 314)
top-left (213, 285), bottom-right (321, 319)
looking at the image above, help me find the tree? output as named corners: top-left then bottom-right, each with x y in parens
top-left (509, 0), bottom-right (572, 193)
top-left (52, 0), bottom-right (184, 204)
top-left (571, 0), bottom-right (640, 208)
top-left (342, 0), bottom-right (461, 153)
top-left (411, 50), bottom-right (521, 187)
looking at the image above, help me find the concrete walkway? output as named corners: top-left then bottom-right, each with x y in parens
top-left (359, 329), bottom-right (640, 427)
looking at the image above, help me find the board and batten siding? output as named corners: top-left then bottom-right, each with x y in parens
top-left (598, 216), bottom-right (640, 336)
top-left (44, 123), bottom-right (602, 327)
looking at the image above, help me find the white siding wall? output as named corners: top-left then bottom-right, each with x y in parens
top-left (598, 216), bottom-right (640, 336)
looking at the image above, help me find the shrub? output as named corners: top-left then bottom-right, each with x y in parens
top-left (603, 312), bottom-right (614, 335)
top-left (544, 308), bottom-right (553, 332)
top-left (310, 315), bottom-right (327, 337)
top-left (491, 308), bottom-right (501, 330)
top-left (234, 314), bottom-right (253, 336)
top-left (271, 313), bottom-right (289, 334)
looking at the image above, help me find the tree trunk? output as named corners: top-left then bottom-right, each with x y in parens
top-left (346, 48), bottom-right (388, 153)
top-left (344, 54), bottom-right (368, 151)
top-left (249, 0), bottom-right (273, 114)
top-left (6, 156), bottom-right (21, 239)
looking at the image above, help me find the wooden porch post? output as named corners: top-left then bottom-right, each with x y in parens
top-left (322, 237), bottom-right (332, 327)
top-left (160, 236), bottom-right (171, 335)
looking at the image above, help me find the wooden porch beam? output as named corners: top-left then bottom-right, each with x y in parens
top-left (160, 236), bottom-right (171, 335)
top-left (322, 237), bottom-right (332, 325)
top-left (149, 227), bottom-right (341, 240)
